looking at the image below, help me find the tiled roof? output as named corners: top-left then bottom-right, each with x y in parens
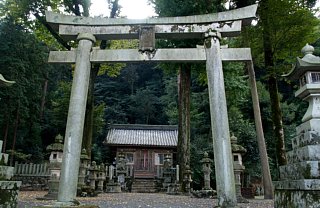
top-left (104, 124), bottom-right (178, 147)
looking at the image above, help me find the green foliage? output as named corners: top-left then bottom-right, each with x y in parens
top-left (51, 81), bottom-right (71, 134)
top-left (258, 0), bottom-right (319, 72)
top-left (95, 63), bottom-right (167, 125)
top-left (0, 18), bottom-right (49, 161)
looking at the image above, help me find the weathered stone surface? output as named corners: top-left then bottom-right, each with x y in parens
top-left (205, 34), bottom-right (236, 207)
top-left (296, 119), bottom-right (320, 135)
top-left (0, 166), bottom-right (14, 180)
top-left (275, 190), bottom-right (320, 208)
top-left (279, 161), bottom-right (320, 180)
top-left (292, 130), bottom-right (320, 149)
top-left (287, 144), bottom-right (320, 164)
top-left (58, 21), bottom-right (242, 41)
top-left (49, 48), bottom-right (252, 64)
top-left (57, 34), bottom-right (95, 203)
top-left (0, 140), bottom-right (9, 165)
top-left (45, 4), bottom-right (257, 27)
top-left (274, 179), bottom-right (320, 190)
top-left (0, 181), bottom-right (21, 208)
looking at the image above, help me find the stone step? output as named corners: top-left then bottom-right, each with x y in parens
top-left (287, 144), bottom-right (320, 163)
top-left (131, 179), bottom-right (157, 193)
top-left (279, 161), bottom-right (320, 180)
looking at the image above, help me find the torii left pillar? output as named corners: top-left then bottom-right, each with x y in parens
top-left (56, 33), bottom-right (96, 205)
top-left (205, 31), bottom-right (237, 207)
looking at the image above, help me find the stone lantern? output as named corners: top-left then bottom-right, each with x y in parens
top-left (78, 148), bottom-right (90, 194)
top-left (183, 165), bottom-right (193, 194)
top-left (44, 134), bottom-right (64, 199)
top-left (200, 151), bottom-right (213, 190)
top-left (116, 152), bottom-right (127, 190)
top-left (89, 161), bottom-right (99, 191)
top-left (47, 134), bottom-right (64, 165)
top-left (274, 44), bottom-right (320, 207)
top-left (97, 163), bottom-right (106, 193)
top-left (230, 135), bottom-right (248, 203)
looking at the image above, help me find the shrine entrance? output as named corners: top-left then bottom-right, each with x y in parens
top-left (46, 4), bottom-right (258, 207)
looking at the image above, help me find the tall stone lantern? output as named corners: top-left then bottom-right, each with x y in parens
top-left (45, 134), bottom-right (64, 199)
top-left (230, 135), bottom-right (248, 203)
top-left (200, 151), bottom-right (213, 191)
top-left (274, 44), bottom-right (320, 207)
top-left (78, 148), bottom-right (90, 194)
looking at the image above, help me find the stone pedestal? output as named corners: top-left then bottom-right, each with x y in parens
top-left (274, 123), bottom-right (320, 207)
top-left (106, 181), bottom-right (121, 193)
top-left (275, 44), bottom-right (320, 207)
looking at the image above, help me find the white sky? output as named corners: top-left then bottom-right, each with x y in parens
top-left (90, 0), bottom-right (156, 19)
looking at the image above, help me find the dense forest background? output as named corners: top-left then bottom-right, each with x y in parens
top-left (0, 0), bottom-right (319, 189)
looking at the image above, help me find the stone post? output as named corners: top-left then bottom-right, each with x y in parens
top-left (204, 31), bottom-right (237, 207)
top-left (57, 33), bottom-right (96, 205)
top-left (200, 152), bottom-right (213, 190)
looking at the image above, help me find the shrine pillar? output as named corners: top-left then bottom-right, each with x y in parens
top-left (204, 31), bottom-right (237, 207)
top-left (57, 33), bottom-right (96, 204)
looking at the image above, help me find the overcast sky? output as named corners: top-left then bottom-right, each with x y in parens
top-left (90, 0), bottom-right (156, 19)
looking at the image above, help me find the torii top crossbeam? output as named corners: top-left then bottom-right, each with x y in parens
top-left (46, 4), bottom-right (257, 41)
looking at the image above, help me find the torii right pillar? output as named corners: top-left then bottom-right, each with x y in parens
top-left (205, 31), bottom-right (237, 207)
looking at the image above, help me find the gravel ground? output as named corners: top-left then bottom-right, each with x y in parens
top-left (17, 191), bottom-right (274, 208)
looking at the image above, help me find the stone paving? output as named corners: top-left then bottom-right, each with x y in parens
top-left (17, 191), bottom-right (274, 208)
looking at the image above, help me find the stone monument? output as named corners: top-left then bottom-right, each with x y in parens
top-left (274, 44), bottom-right (320, 207)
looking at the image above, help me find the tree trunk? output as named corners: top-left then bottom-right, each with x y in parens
top-left (10, 101), bottom-right (20, 166)
top-left (268, 75), bottom-right (287, 166)
top-left (82, 66), bottom-right (98, 159)
top-left (2, 120), bottom-right (9, 152)
top-left (81, 1), bottom-right (119, 159)
top-left (260, 0), bottom-right (287, 167)
top-left (40, 72), bottom-right (48, 120)
top-left (177, 64), bottom-right (191, 192)
top-left (247, 62), bottom-right (274, 199)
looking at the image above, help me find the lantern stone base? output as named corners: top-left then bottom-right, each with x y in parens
top-left (274, 187), bottom-right (320, 208)
top-left (41, 179), bottom-right (59, 200)
top-left (191, 189), bottom-right (216, 198)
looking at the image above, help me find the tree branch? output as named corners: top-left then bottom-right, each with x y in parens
top-left (33, 12), bottom-right (71, 50)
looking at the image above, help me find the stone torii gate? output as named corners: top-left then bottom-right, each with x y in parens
top-left (46, 4), bottom-right (257, 207)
